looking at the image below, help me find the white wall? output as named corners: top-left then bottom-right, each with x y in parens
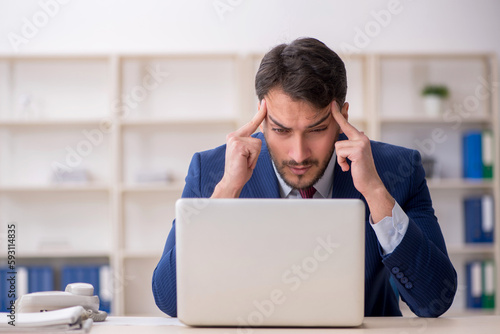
top-left (0, 0), bottom-right (499, 55)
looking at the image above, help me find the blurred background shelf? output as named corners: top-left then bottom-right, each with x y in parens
top-left (0, 185), bottom-right (110, 192)
top-left (426, 179), bottom-right (495, 190)
top-left (0, 52), bottom-right (498, 317)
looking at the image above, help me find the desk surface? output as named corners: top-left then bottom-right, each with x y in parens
top-left (92, 316), bottom-right (500, 333)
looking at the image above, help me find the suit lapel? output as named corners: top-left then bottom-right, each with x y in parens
top-left (331, 162), bottom-right (362, 199)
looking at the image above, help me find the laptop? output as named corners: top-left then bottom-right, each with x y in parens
top-left (175, 198), bottom-right (365, 327)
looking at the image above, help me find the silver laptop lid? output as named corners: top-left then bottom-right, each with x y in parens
top-left (176, 198), bottom-right (365, 327)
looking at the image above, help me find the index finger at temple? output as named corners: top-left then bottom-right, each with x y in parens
top-left (331, 101), bottom-right (360, 139)
top-left (235, 99), bottom-right (267, 137)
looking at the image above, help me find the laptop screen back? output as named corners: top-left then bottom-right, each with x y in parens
top-left (176, 198), bottom-right (365, 327)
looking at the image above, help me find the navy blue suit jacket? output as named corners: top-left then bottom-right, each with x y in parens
top-left (152, 132), bottom-right (457, 317)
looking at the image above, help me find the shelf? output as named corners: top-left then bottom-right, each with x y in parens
top-left (0, 185), bottom-right (110, 192)
top-left (380, 116), bottom-right (491, 124)
top-left (122, 251), bottom-right (162, 259)
top-left (1, 52), bottom-right (497, 317)
top-left (121, 183), bottom-right (184, 193)
top-left (447, 244), bottom-right (495, 256)
top-left (120, 118), bottom-right (239, 128)
top-left (0, 119), bottom-right (106, 127)
top-left (426, 179), bottom-right (494, 190)
top-left (14, 250), bottom-right (111, 259)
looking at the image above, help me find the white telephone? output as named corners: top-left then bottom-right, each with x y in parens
top-left (15, 283), bottom-right (108, 322)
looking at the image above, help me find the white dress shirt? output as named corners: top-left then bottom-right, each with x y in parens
top-left (271, 151), bottom-right (409, 255)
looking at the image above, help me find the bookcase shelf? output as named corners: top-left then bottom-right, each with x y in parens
top-left (16, 251), bottom-right (112, 259)
top-left (380, 116), bottom-right (492, 125)
top-left (0, 120), bottom-right (105, 127)
top-left (426, 179), bottom-right (495, 190)
top-left (121, 184), bottom-right (184, 193)
top-left (0, 185), bottom-right (110, 192)
top-left (448, 245), bottom-right (496, 256)
top-left (0, 52), bottom-right (498, 317)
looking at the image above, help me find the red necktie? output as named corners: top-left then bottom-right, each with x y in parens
top-left (299, 186), bottom-right (316, 199)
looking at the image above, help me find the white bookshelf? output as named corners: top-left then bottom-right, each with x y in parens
top-left (373, 53), bottom-right (500, 315)
top-left (0, 52), bottom-right (498, 317)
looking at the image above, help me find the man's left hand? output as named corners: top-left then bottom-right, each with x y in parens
top-left (332, 101), bottom-right (395, 223)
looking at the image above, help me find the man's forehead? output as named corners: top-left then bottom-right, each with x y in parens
top-left (267, 104), bottom-right (332, 127)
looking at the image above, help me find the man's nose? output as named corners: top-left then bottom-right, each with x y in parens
top-left (289, 136), bottom-right (311, 164)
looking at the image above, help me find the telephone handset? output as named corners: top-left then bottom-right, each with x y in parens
top-left (16, 283), bottom-right (107, 322)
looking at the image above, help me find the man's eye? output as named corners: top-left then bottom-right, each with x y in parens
top-left (311, 127), bottom-right (327, 133)
top-left (272, 128), bottom-right (289, 134)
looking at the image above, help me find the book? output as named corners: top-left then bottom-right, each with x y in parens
top-left (0, 267), bottom-right (8, 312)
top-left (463, 131), bottom-right (483, 179)
top-left (481, 195), bottom-right (494, 243)
top-left (466, 261), bottom-right (483, 308)
top-left (464, 195), bottom-right (494, 243)
top-left (61, 265), bottom-right (111, 313)
top-left (482, 260), bottom-right (495, 309)
top-left (464, 197), bottom-right (483, 243)
top-left (482, 130), bottom-right (494, 179)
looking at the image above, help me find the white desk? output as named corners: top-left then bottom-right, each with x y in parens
top-left (92, 316), bottom-right (500, 333)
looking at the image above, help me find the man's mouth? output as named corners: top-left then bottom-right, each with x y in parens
top-left (288, 165), bottom-right (311, 175)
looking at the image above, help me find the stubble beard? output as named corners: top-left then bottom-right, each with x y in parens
top-left (265, 137), bottom-right (336, 190)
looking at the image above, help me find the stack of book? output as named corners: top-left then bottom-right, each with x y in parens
top-left (0, 266), bottom-right (53, 312)
top-left (0, 265), bottom-right (111, 313)
top-left (466, 260), bottom-right (496, 309)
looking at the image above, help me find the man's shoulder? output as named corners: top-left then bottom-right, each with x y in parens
top-left (370, 139), bottom-right (417, 158)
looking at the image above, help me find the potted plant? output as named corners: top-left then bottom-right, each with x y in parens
top-left (421, 85), bottom-right (449, 117)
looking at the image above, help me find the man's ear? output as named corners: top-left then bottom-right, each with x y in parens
top-left (341, 102), bottom-right (349, 122)
top-left (336, 101), bottom-right (349, 134)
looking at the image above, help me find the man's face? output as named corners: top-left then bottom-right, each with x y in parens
top-left (261, 88), bottom-right (348, 190)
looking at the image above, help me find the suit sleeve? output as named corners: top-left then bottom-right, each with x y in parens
top-left (381, 149), bottom-right (457, 317)
top-left (152, 152), bottom-right (203, 317)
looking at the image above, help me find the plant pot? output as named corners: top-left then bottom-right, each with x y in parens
top-left (423, 95), bottom-right (443, 117)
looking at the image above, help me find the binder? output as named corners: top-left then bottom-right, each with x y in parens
top-left (482, 130), bottom-right (494, 179)
top-left (99, 266), bottom-right (112, 313)
top-left (464, 196), bottom-right (494, 243)
top-left (17, 267), bottom-right (29, 298)
top-left (463, 131), bottom-right (483, 179)
top-left (482, 260), bottom-right (495, 309)
top-left (466, 261), bottom-right (483, 308)
top-left (28, 267), bottom-right (54, 293)
top-left (464, 197), bottom-right (483, 243)
top-left (481, 195), bottom-right (494, 243)
top-left (61, 265), bottom-right (112, 313)
top-left (0, 267), bottom-right (7, 312)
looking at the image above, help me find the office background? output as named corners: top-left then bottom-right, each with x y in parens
top-left (0, 0), bottom-right (499, 317)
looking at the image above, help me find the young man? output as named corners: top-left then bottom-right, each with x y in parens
top-left (152, 37), bottom-right (457, 317)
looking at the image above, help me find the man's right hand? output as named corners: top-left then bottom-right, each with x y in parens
top-left (211, 100), bottom-right (268, 198)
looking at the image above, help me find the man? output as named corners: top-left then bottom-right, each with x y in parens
top-left (152, 37), bottom-right (457, 317)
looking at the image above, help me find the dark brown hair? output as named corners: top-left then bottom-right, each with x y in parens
top-left (255, 37), bottom-right (347, 109)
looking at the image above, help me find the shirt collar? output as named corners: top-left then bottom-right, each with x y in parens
top-left (272, 151), bottom-right (337, 198)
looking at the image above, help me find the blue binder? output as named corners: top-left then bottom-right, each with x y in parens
top-left (463, 131), bottom-right (483, 179)
top-left (0, 267), bottom-right (7, 312)
top-left (466, 261), bottom-right (483, 308)
top-left (28, 266), bottom-right (54, 293)
top-left (464, 197), bottom-right (483, 243)
top-left (61, 265), bottom-right (111, 313)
